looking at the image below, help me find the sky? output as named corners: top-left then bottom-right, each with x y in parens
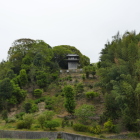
top-left (0, 0), bottom-right (140, 63)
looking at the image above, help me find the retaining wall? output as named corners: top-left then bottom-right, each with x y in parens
top-left (0, 130), bottom-right (103, 140)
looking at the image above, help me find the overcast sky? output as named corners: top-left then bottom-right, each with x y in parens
top-left (0, 0), bottom-right (140, 63)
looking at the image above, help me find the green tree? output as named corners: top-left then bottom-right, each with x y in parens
top-left (44, 110), bottom-right (55, 121)
top-left (52, 45), bottom-right (90, 69)
top-left (19, 69), bottom-right (28, 87)
top-left (37, 114), bottom-right (46, 129)
top-left (74, 104), bottom-right (95, 124)
top-left (0, 78), bottom-right (13, 99)
top-left (33, 89), bottom-right (43, 98)
top-left (98, 31), bottom-right (140, 130)
top-left (36, 71), bottom-right (51, 88)
top-left (44, 120), bottom-right (60, 130)
top-left (63, 85), bottom-right (76, 114)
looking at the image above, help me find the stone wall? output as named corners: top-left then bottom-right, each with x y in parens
top-left (0, 130), bottom-right (103, 140)
top-left (0, 130), bottom-right (58, 140)
top-left (61, 132), bottom-right (103, 140)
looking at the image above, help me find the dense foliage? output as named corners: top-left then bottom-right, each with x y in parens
top-left (99, 31), bottom-right (140, 130)
top-left (0, 38), bottom-right (89, 112)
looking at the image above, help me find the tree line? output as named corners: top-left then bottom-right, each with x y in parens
top-left (0, 38), bottom-right (90, 111)
top-left (98, 31), bottom-right (140, 131)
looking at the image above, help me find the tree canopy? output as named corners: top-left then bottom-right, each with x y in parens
top-left (98, 31), bottom-right (140, 130)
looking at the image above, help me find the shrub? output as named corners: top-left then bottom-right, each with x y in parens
top-left (23, 100), bottom-right (38, 113)
top-left (23, 102), bottom-right (32, 113)
top-left (82, 74), bottom-right (85, 80)
top-left (128, 132), bottom-right (140, 138)
top-left (74, 104), bottom-right (95, 124)
top-left (33, 89), bottom-right (43, 98)
top-left (38, 111), bottom-right (55, 129)
top-left (88, 125), bottom-right (101, 134)
top-left (7, 117), bottom-right (16, 123)
top-left (37, 114), bottom-right (46, 129)
top-left (44, 110), bottom-right (55, 121)
top-left (104, 119), bottom-right (115, 132)
top-left (75, 83), bottom-right (84, 93)
top-left (29, 104), bottom-right (38, 113)
top-left (45, 97), bottom-right (55, 110)
top-left (44, 120), bottom-right (60, 130)
top-left (16, 120), bottom-right (25, 129)
top-left (34, 97), bottom-right (46, 104)
top-left (1, 110), bottom-right (8, 120)
top-left (85, 91), bottom-right (99, 99)
top-left (22, 114), bottom-right (34, 129)
top-left (88, 84), bottom-right (93, 89)
top-left (73, 124), bottom-right (88, 132)
top-left (63, 85), bottom-right (76, 114)
top-left (67, 75), bottom-right (72, 81)
top-left (15, 112), bottom-right (25, 120)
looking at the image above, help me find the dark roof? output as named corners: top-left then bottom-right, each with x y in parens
top-left (67, 54), bottom-right (79, 57)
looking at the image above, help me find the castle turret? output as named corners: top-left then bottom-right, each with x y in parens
top-left (66, 54), bottom-right (79, 69)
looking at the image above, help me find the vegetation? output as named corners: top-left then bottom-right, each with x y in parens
top-left (0, 32), bottom-right (140, 139)
top-left (63, 85), bottom-right (76, 114)
top-left (44, 120), bottom-right (60, 130)
top-left (74, 104), bottom-right (95, 124)
top-left (98, 31), bottom-right (140, 131)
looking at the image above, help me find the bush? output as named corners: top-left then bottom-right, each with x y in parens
top-left (16, 120), bottom-right (25, 129)
top-left (74, 104), bottom-right (95, 124)
top-left (15, 112), bottom-right (25, 120)
top-left (37, 114), bottom-right (46, 129)
top-left (75, 83), bottom-right (84, 93)
top-left (104, 119), bottom-right (115, 132)
top-left (1, 110), bottom-right (8, 120)
top-left (16, 114), bottom-right (33, 129)
top-left (44, 110), bottom-right (55, 121)
top-left (33, 89), bottom-right (43, 98)
top-left (88, 125), bottom-right (101, 134)
top-left (23, 102), bottom-right (32, 113)
top-left (34, 97), bottom-right (46, 104)
top-left (73, 124), bottom-right (88, 132)
top-left (29, 104), bottom-right (38, 113)
top-left (67, 75), bottom-right (72, 81)
top-left (23, 100), bottom-right (38, 113)
top-left (44, 120), bottom-right (60, 130)
top-left (7, 117), bottom-right (16, 123)
top-left (38, 111), bottom-right (55, 129)
top-left (82, 74), bottom-right (85, 80)
top-left (88, 84), bottom-right (93, 89)
top-left (45, 97), bottom-right (55, 110)
top-left (85, 91), bottom-right (99, 99)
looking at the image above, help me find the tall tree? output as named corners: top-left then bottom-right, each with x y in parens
top-left (98, 31), bottom-right (140, 130)
top-left (63, 85), bottom-right (76, 114)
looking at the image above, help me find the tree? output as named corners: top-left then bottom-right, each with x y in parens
top-left (36, 71), bottom-right (51, 88)
top-left (52, 45), bottom-right (72, 69)
top-left (63, 85), bottom-right (76, 114)
top-left (19, 69), bottom-right (28, 87)
top-left (98, 31), bottom-right (140, 130)
top-left (52, 45), bottom-right (90, 69)
top-left (44, 110), bottom-right (55, 121)
top-left (8, 38), bottom-right (35, 73)
top-left (44, 120), bottom-right (60, 130)
top-left (75, 104), bottom-right (95, 124)
top-left (83, 65), bottom-right (96, 79)
top-left (33, 89), bottom-right (43, 98)
top-left (8, 39), bottom-right (53, 74)
top-left (0, 78), bottom-right (13, 99)
top-left (37, 114), bottom-right (46, 129)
